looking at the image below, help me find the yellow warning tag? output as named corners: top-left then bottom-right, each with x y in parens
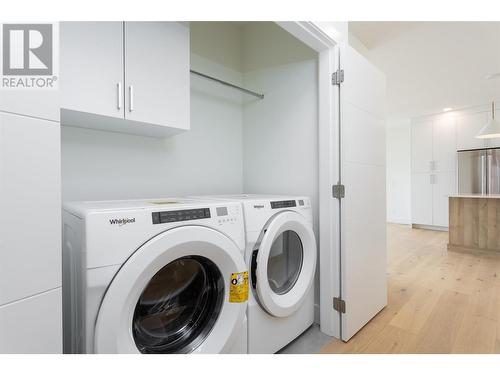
top-left (229, 271), bottom-right (249, 303)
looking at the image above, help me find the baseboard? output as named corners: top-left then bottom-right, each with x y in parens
top-left (412, 223), bottom-right (448, 232)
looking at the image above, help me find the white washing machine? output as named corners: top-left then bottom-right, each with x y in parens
top-left (191, 195), bottom-right (317, 353)
top-left (62, 198), bottom-right (249, 354)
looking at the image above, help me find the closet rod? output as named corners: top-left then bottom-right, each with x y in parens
top-left (190, 69), bottom-right (264, 99)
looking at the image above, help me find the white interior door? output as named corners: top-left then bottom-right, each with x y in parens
top-left (339, 46), bottom-right (387, 341)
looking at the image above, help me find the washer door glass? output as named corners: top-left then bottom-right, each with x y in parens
top-left (266, 230), bottom-right (303, 295)
top-left (132, 255), bottom-right (224, 354)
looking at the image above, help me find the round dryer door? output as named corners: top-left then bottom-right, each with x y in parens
top-left (252, 211), bottom-right (316, 318)
top-left (94, 226), bottom-right (247, 354)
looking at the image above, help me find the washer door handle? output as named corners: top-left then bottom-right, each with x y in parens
top-left (251, 249), bottom-right (259, 289)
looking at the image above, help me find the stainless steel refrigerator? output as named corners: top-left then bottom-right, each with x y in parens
top-left (458, 148), bottom-right (500, 195)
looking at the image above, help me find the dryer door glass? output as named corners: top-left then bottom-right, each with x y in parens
top-left (132, 256), bottom-right (224, 354)
top-left (267, 230), bottom-right (303, 295)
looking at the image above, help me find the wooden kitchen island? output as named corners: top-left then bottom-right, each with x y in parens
top-left (448, 195), bottom-right (500, 254)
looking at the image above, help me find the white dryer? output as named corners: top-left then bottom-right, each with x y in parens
top-left (192, 195), bottom-right (317, 353)
top-left (62, 198), bottom-right (248, 354)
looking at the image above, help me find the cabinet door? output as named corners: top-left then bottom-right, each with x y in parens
top-left (411, 120), bottom-right (433, 173)
top-left (124, 22), bottom-right (190, 129)
top-left (432, 171), bottom-right (456, 227)
top-left (60, 22), bottom-right (124, 118)
top-left (0, 113), bottom-right (61, 305)
top-left (0, 288), bottom-right (62, 353)
top-left (411, 173), bottom-right (433, 225)
top-left (433, 115), bottom-right (456, 171)
top-left (456, 112), bottom-right (487, 150)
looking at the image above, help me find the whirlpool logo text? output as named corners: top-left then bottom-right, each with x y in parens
top-left (109, 218), bottom-right (136, 226)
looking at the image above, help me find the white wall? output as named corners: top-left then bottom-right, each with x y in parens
top-left (241, 22), bottom-right (318, 235)
top-left (386, 119), bottom-right (411, 224)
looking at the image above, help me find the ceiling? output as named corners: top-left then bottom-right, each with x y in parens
top-left (349, 21), bottom-right (426, 49)
top-left (348, 22), bottom-right (500, 120)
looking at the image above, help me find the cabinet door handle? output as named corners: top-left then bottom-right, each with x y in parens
top-left (129, 85), bottom-right (134, 112)
top-left (117, 82), bottom-right (122, 110)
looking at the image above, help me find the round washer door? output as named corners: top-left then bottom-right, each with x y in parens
top-left (94, 226), bottom-right (247, 354)
top-left (253, 211), bottom-right (316, 318)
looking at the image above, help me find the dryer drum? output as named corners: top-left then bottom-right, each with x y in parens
top-left (132, 255), bottom-right (224, 354)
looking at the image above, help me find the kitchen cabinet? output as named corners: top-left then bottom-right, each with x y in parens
top-left (60, 22), bottom-right (124, 119)
top-left (411, 173), bottom-right (433, 225)
top-left (411, 120), bottom-right (433, 173)
top-left (411, 115), bottom-right (456, 228)
top-left (60, 21), bottom-right (190, 137)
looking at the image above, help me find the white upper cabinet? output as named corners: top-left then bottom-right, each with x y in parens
top-left (432, 115), bottom-right (456, 171)
top-left (456, 112), bottom-right (487, 150)
top-left (124, 22), bottom-right (190, 130)
top-left (60, 22), bottom-right (124, 119)
top-left (411, 120), bottom-right (433, 173)
top-left (60, 22), bottom-right (190, 137)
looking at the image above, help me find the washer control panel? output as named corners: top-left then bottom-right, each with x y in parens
top-left (152, 208), bottom-right (211, 224)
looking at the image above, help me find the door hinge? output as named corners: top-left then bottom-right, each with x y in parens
top-left (333, 297), bottom-right (346, 313)
top-left (331, 69), bottom-right (344, 85)
top-left (332, 184), bottom-right (345, 199)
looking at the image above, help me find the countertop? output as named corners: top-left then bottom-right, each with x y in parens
top-left (449, 194), bottom-right (500, 199)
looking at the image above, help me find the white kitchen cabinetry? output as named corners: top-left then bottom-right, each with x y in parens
top-left (411, 173), bottom-right (433, 225)
top-left (411, 120), bottom-right (433, 173)
top-left (60, 21), bottom-right (190, 137)
top-left (411, 115), bottom-right (456, 228)
top-left (433, 116), bottom-right (457, 171)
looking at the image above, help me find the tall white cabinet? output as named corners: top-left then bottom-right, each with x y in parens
top-left (0, 101), bottom-right (62, 352)
top-left (411, 114), bottom-right (456, 228)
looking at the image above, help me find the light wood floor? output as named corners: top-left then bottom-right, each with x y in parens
top-left (320, 224), bottom-right (500, 354)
